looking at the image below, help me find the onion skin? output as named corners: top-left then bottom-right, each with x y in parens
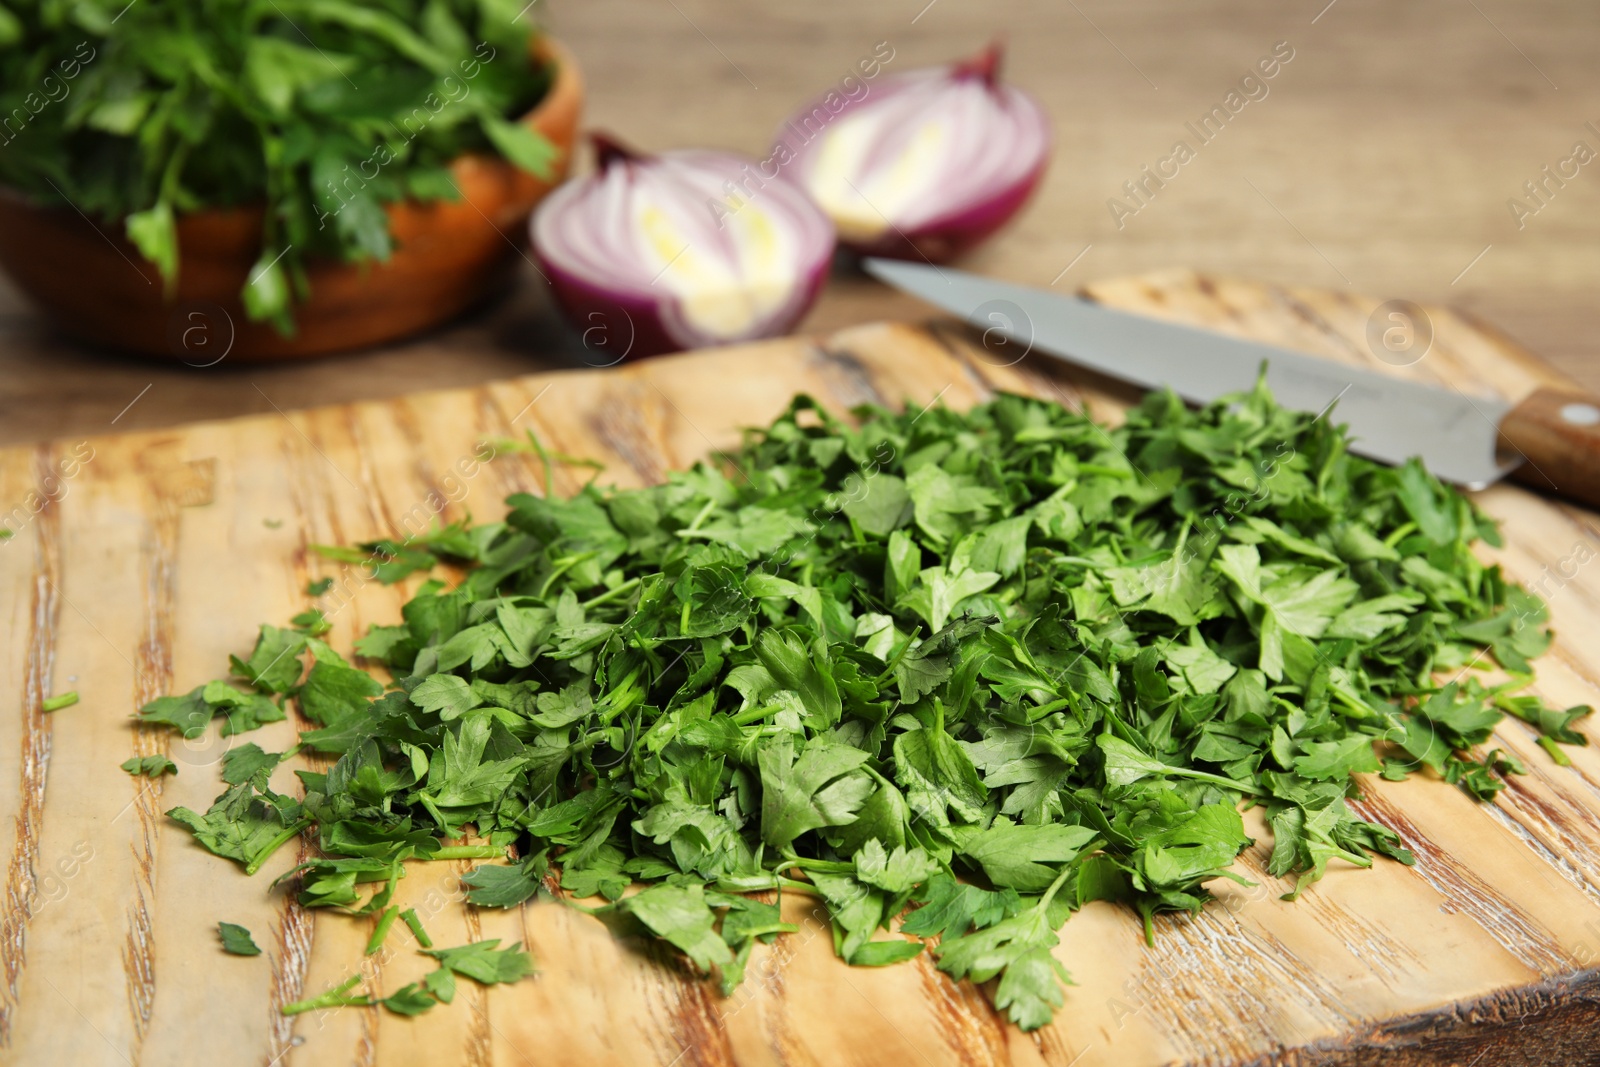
top-left (853, 168), bottom-right (1044, 264)
top-left (537, 267), bottom-right (690, 363)
top-left (774, 42), bottom-right (1050, 264)
top-left (532, 135), bottom-right (835, 360)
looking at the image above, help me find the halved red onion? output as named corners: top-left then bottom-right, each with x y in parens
top-left (531, 135), bottom-right (836, 360)
top-left (773, 42), bottom-right (1050, 263)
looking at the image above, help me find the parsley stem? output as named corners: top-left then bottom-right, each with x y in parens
top-left (243, 820), bottom-right (311, 876)
top-left (1539, 736), bottom-right (1572, 766)
top-left (581, 576), bottom-right (641, 609)
top-left (1077, 463), bottom-right (1134, 479)
top-left (41, 691), bottom-right (79, 712)
top-left (1171, 769), bottom-right (1266, 797)
top-left (538, 553), bottom-right (593, 599)
top-left (683, 498), bottom-right (717, 534)
top-left (281, 974), bottom-right (369, 1015)
top-left (366, 905), bottom-right (399, 955)
top-left (1039, 864), bottom-right (1076, 911)
top-left (774, 876), bottom-right (825, 896)
top-left (1330, 688), bottom-right (1376, 720)
top-left (1382, 522), bottom-right (1417, 548)
top-left (873, 625), bottom-right (923, 684)
top-left (782, 856), bottom-right (853, 874)
top-left (731, 704), bottom-right (777, 725)
top-left (1171, 517), bottom-right (1192, 560)
top-left (430, 846), bottom-right (504, 860)
top-left (401, 908), bottom-right (433, 948)
top-left (523, 428), bottom-right (556, 499)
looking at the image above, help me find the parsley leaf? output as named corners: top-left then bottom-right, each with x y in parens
top-left (122, 754), bottom-right (178, 778)
top-left (218, 922), bottom-right (261, 956)
top-left (421, 940), bottom-right (536, 985)
top-left (934, 869), bottom-right (1076, 1030)
top-left (229, 626), bottom-right (307, 693)
top-left (168, 783), bottom-right (307, 875)
top-left (612, 883), bottom-right (734, 977)
top-left (959, 823), bottom-right (1099, 893)
top-left (461, 854), bottom-right (548, 908)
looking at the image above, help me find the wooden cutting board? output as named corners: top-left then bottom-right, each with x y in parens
top-left (2, 271), bottom-right (1598, 1067)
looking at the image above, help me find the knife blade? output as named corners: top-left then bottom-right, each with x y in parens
top-left (865, 258), bottom-right (1517, 490)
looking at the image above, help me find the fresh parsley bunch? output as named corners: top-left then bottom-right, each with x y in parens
top-left (140, 381), bottom-right (1589, 1030)
top-left (0, 0), bottom-right (555, 331)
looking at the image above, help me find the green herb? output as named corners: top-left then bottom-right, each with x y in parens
top-left (381, 977), bottom-right (447, 1016)
top-left (0, 0), bottom-right (556, 332)
top-left (122, 754), bottom-right (178, 778)
top-left (421, 939), bottom-right (535, 983)
top-left (401, 908), bottom-right (433, 948)
top-left (41, 691), bottom-right (78, 712)
top-left (312, 520), bottom-right (478, 585)
top-left (139, 679), bottom-right (284, 738)
top-left (281, 974), bottom-right (368, 1015)
top-left (307, 578), bottom-right (334, 597)
top-left (218, 922), bottom-right (261, 956)
top-left (291, 609), bottom-right (332, 637)
top-left (376, 940), bottom-right (533, 1016)
top-left (366, 905), bottom-right (400, 955)
top-left (934, 865), bottom-right (1077, 1030)
top-left (144, 380), bottom-right (1586, 1031)
top-left (610, 883), bottom-right (734, 977)
top-left (167, 781), bottom-right (309, 877)
top-left (461, 852), bottom-right (547, 907)
top-left (222, 742), bottom-right (288, 788)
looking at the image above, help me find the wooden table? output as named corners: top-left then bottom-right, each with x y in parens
top-left (1, 0), bottom-right (1597, 446)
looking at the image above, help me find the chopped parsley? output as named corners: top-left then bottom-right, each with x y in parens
top-left (401, 908), bottom-right (433, 948)
top-left (366, 906), bottom-right (400, 955)
top-left (142, 380), bottom-right (1589, 1030)
top-left (218, 922), bottom-right (261, 956)
top-left (122, 754), bottom-right (177, 778)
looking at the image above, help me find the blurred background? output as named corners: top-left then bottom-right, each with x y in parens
top-left (0, 0), bottom-right (1595, 446)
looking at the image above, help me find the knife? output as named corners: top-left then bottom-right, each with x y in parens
top-left (865, 258), bottom-right (1600, 508)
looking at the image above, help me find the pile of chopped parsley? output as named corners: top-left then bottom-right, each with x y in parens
top-left (136, 380), bottom-right (1590, 1030)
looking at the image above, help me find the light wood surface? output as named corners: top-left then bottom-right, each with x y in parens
top-left (2, 0), bottom-right (1598, 447)
top-left (3, 274), bottom-right (1599, 1067)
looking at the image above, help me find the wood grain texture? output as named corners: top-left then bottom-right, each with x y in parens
top-left (0, 446), bottom-right (60, 1044)
top-left (1, 276), bottom-right (1598, 1067)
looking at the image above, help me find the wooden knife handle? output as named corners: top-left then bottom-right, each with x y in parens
top-left (1499, 387), bottom-right (1600, 508)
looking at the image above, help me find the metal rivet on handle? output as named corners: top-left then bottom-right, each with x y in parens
top-left (1559, 402), bottom-right (1600, 427)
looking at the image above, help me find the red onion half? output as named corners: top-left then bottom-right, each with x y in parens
top-left (532, 135), bottom-right (836, 360)
top-left (773, 43), bottom-right (1050, 263)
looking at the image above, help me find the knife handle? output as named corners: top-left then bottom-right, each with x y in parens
top-left (1499, 387), bottom-right (1600, 508)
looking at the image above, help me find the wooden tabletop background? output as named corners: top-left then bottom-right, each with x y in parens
top-left (1, 0), bottom-right (1597, 440)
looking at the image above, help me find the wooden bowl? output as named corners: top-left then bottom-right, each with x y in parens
top-left (0, 37), bottom-right (583, 363)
